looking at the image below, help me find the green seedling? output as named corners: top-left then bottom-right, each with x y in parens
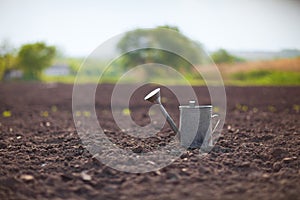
top-left (122, 108), bottom-right (131, 116)
top-left (268, 106), bottom-right (276, 112)
top-left (213, 106), bottom-right (220, 113)
top-left (75, 111), bottom-right (81, 117)
top-left (161, 97), bottom-right (167, 103)
top-left (235, 103), bottom-right (248, 112)
top-left (235, 103), bottom-right (242, 110)
top-left (83, 111), bottom-right (91, 117)
top-left (40, 111), bottom-right (49, 117)
top-left (2, 110), bottom-right (11, 117)
top-left (149, 109), bottom-right (156, 115)
top-left (293, 104), bottom-right (300, 113)
top-left (51, 106), bottom-right (57, 112)
top-left (241, 105), bottom-right (248, 112)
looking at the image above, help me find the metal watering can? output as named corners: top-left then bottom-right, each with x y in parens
top-left (144, 88), bottom-right (220, 149)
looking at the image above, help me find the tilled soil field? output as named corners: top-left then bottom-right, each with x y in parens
top-left (0, 83), bottom-right (299, 200)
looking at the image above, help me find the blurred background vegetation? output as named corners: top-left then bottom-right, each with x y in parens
top-left (0, 25), bottom-right (299, 85)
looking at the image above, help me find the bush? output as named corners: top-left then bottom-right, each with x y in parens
top-left (211, 49), bottom-right (245, 64)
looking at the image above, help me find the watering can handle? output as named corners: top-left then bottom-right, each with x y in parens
top-left (211, 114), bottom-right (220, 134)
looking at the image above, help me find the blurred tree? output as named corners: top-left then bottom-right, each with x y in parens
top-left (18, 42), bottom-right (56, 80)
top-left (116, 26), bottom-right (206, 73)
top-left (211, 49), bottom-right (245, 64)
top-left (0, 40), bottom-right (17, 80)
top-left (68, 58), bottom-right (81, 75)
top-left (157, 25), bottom-right (180, 32)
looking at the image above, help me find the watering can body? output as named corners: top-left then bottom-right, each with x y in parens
top-left (179, 101), bottom-right (213, 149)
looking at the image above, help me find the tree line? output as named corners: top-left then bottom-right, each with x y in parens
top-left (0, 41), bottom-right (56, 81)
top-left (0, 26), bottom-right (244, 81)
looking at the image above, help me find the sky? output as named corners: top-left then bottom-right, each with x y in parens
top-left (0, 0), bottom-right (300, 57)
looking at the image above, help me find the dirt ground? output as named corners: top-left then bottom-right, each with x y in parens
top-left (0, 83), bottom-right (299, 200)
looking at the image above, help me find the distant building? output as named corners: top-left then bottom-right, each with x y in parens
top-left (3, 69), bottom-right (23, 80)
top-left (44, 64), bottom-right (70, 76)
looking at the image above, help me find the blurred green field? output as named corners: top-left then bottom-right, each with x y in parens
top-left (42, 57), bottom-right (300, 86)
top-left (41, 74), bottom-right (206, 85)
top-left (219, 57), bottom-right (300, 86)
top-left (229, 70), bottom-right (300, 86)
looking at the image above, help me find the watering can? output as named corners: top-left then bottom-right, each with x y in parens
top-left (144, 88), bottom-right (220, 149)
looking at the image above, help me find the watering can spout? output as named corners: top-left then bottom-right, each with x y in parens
top-left (144, 88), bottom-right (179, 133)
top-left (144, 88), bottom-right (161, 104)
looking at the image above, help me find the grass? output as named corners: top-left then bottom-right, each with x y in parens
top-left (219, 57), bottom-right (300, 86)
top-left (41, 57), bottom-right (300, 86)
top-left (41, 74), bottom-right (206, 85)
top-left (42, 71), bottom-right (300, 86)
top-left (230, 70), bottom-right (300, 86)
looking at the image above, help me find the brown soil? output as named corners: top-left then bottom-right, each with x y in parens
top-left (0, 83), bottom-right (299, 200)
